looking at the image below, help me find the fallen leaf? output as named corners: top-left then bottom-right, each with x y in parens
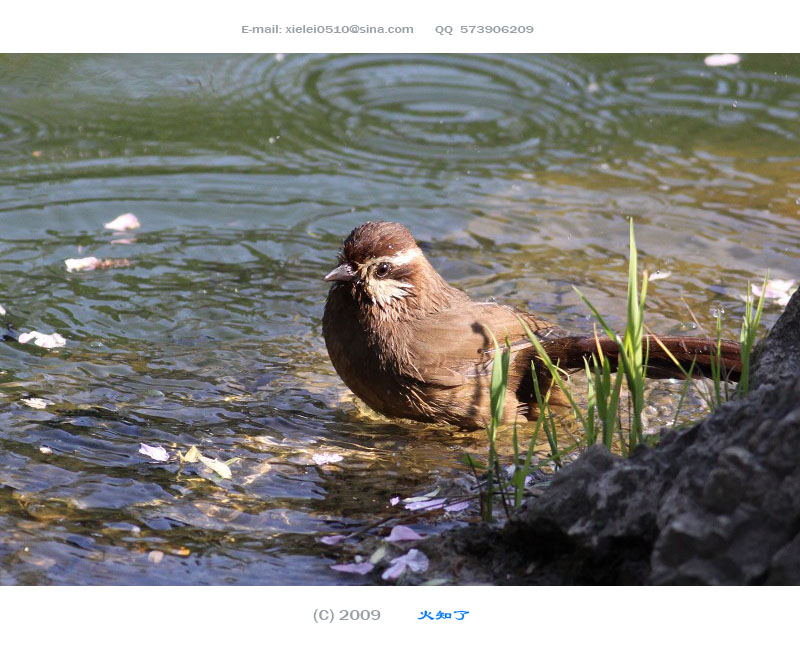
top-left (444, 501), bottom-right (471, 513)
top-left (182, 445), bottom-right (202, 463)
top-left (369, 545), bottom-right (388, 564)
top-left (198, 455), bottom-right (233, 479)
top-left (104, 213), bottom-right (140, 231)
top-left (18, 331), bottom-right (66, 348)
top-left (139, 443), bottom-right (169, 462)
top-left (320, 535), bottom-right (346, 545)
top-left (330, 562), bottom-right (374, 575)
top-left (179, 445), bottom-right (233, 477)
top-left (386, 525), bottom-right (425, 542)
top-left (381, 549), bottom-right (429, 581)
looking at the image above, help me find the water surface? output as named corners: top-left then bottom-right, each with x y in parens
top-left (1, 54), bottom-right (798, 584)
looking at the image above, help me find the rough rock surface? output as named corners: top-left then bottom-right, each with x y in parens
top-left (421, 290), bottom-right (800, 584)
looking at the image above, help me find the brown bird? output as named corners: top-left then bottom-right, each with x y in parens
top-left (322, 221), bottom-right (742, 430)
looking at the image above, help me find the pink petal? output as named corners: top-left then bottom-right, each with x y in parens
top-left (320, 535), bottom-right (346, 545)
top-left (381, 549), bottom-right (429, 581)
top-left (402, 549), bottom-right (429, 572)
top-left (381, 560), bottom-right (407, 581)
top-left (330, 562), bottom-right (374, 575)
top-left (752, 279), bottom-right (795, 300)
top-left (386, 525), bottom-right (425, 542)
top-left (389, 497), bottom-right (401, 506)
top-left (444, 501), bottom-right (470, 512)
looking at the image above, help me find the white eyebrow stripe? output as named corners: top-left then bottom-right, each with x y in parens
top-left (369, 247), bottom-right (422, 267)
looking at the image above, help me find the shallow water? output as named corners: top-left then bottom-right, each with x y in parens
top-left (0, 53), bottom-right (798, 584)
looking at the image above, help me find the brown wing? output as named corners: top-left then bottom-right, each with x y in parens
top-left (405, 302), bottom-right (564, 388)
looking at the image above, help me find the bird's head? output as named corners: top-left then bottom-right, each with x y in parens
top-left (324, 221), bottom-right (457, 319)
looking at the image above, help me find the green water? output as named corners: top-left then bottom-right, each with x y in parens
top-left (0, 54), bottom-right (798, 584)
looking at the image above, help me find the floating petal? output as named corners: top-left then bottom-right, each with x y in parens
top-left (139, 443), bottom-right (169, 462)
top-left (21, 398), bottom-right (49, 409)
top-left (18, 331), bottom-right (66, 348)
top-left (312, 452), bottom-right (344, 465)
top-left (381, 549), bottom-right (429, 581)
top-left (331, 562), bottom-right (374, 575)
top-left (386, 525), bottom-right (425, 542)
top-left (404, 498), bottom-right (446, 511)
top-left (104, 213), bottom-right (141, 231)
top-left (704, 54), bottom-right (741, 67)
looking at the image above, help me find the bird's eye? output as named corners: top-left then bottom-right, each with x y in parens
top-left (375, 262), bottom-right (391, 278)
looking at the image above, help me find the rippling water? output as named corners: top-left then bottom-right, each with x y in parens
top-left (1, 54), bottom-right (798, 584)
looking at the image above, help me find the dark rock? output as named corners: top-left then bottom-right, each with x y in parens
top-left (422, 290), bottom-right (800, 585)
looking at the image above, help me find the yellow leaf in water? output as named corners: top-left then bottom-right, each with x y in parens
top-left (198, 455), bottom-right (233, 479)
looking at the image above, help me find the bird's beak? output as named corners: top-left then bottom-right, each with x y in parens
top-left (324, 263), bottom-right (356, 283)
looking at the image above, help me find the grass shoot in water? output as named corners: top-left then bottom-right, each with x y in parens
top-left (481, 219), bottom-right (768, 520)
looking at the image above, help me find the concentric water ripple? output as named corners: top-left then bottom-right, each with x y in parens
top-left (212, 54), bottom-right (620, 175)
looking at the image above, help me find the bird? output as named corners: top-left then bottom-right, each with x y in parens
top-left (321, 221), bottom-right (742, 430)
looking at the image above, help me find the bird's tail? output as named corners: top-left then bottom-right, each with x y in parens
top-left (539, 334), bottom-right (742, 382)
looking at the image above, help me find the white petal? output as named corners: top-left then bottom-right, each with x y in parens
top-left (312, 452), bottom-right (344, 465)
top-left (65, 257), bottom-right (100, 272)
top-left (139, 443), bottom-right (169, 462)
top-left (18, 331), bottom-right (66, 348)
top-left (751, 279), bottom-right (797, 303)
top-left (704, 54), bottom-right (741, 67)
top-left (404, 498), bottom-right (446, 511)
top-left (104, 213), bottom-right (141, 231)
top-left (21, 398), bottom-right (49, 409)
